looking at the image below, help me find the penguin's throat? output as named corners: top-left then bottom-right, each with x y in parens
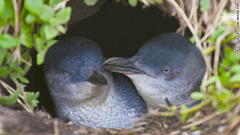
top-left (81, 84), bottom-right (112, 107)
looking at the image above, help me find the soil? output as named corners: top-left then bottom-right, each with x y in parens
top-left (0, 105), bottom-right (109, 135)
top-left (1, 104), bottom-right (239, 135)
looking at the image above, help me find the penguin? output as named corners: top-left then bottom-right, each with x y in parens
top-left (43, 38), bottom-right (147, 128)
top-left (104, 33), bottom-right (206, 110)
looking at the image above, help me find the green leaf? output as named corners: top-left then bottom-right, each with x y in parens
top-left (19, 7), bottom-right (28, 21)
top-left (168, 105), bottom-right (177, 111)
top-left (55, 7), bottom-right (72, 24)
top-left (49, 18), bottom-right (60, 26)
top-left (189, 36), bottom-right (196, 44)
top-left (0, 0), bottom-right (14, 26)
top-left (26, 92), bottom-right (39, 102)
top-left (25, 91), bottom-right (39, 109)
top-left (30, 99), bottom-right (39, 109)
top-left (0, 0), bottom-right (5, 16)
top-left (219, 71), bottom-right (231, 86)
top-left (181, 105), bottom-right (189, 122)
top-left (25, 14), bottom-right (37, 24)
top-left (24, 0), bottom-right (44, 15)
top-left (146, 0), bottom-right (155, 5)
top-left (13, 67), bottom-right (25, 76)
top-left (225, 47), bottom-right (238, 63)
top-left (0, 47), bottom-right (7, 65)
top-left (0, 34), bottom-right (19, 48)
top-left (221, 33), bottom-right (237, 45)
top-left (19, 76), bottom-right (29, 84)
top-left (212, 97), bottom-right (235, 114)
top-left (211, 89), bottom-right (232, 102)
top-left (155, 0), bottom-right (163, 3)
top-left (46, 39), bottom-right (57, 49)
top-left (0, 66), bottom-right (11, 77)
top-left (231, 65), bottom-right (240, 73)
top-left (0, 91), bottom-right (19, 106)
top-left (56, 25), bottom-right (66, 33)
top-left (207, 26), bottom-right (226, 44)
top-left (229, 73), bottom-right (240, 83)
top-left (128, 0), bottom-right (138, 7)
top-left (37, 52), bottom-right (44, 65)
top-left (39, 5), bottom-right (54, 22)
top-left (34, 36), bottom-right (44, 51)
top-left (200, 76), bottom-right (218, 90)
top-left (49, 0), bottom-right (62, 7)
top-left (203, 46), bottom-right (215, 55)
top-left (19, 23), bottom-right (32, 48)
top-left (21, 22), bottom-right (32, 33)
top-left (191, 126), bottom-right (198, 130)
top-left (200, 0), bottom-right (210, 12)
top-left (191, 92), bottom-right (204, 100)
top-left (33, 92), bottom-right (40, 99)
top-left (43, 24), bottom-right (58, 40)
top-left (84, 0), bottom-right (98, 6)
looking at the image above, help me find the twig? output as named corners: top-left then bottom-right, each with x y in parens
top-left (12, 0), bottom-right (19, 37)
top-left (200, 30), bottom-right (214, 43)
top-left (180, 98), bottom-right (212, 114)
top-left (21, 58), bottom-right (32, 67)
top-left (178, 99), bottom-right (198, 108)
top-left (181, 112), bottom-right (217, 129)
top-left (188, 0), bottom-right (196, 21)
top-left (17, 0), bottom-right (22, 14)
top-left (13, 46), bottom-right (21, 64)
top-left (179, 0), bottom-right (185, 14)
top-left (140, 0), bottom-right (150, 6)
top-left (167, 0), bottom-right (202, 50)
top-left (213, 31), bottom-right (230, 76)
top-left (0, 80), bottom-right (33, 114)
top-left (222, 115), bottom-right (240, 135)
top-left (3, 24), bottom-right (10, 33)
top-left (194, 0), bottom-right (199, 33)
top-left (54, 120), bottom-right (59, 135)
top-left (212, 0), bottom-right (228, 28)
top-left (54, 0), bottom-right (70, 11)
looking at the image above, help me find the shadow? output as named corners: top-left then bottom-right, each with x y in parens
top-left (26, 1), bottom-right (179, 116)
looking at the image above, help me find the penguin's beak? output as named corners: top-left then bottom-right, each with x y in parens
top-left (87, 70), bottom-right (109, 85)
top-left (103, 56), bottom-right (145, 75)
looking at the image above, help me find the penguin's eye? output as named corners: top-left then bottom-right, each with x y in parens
top-left (160, 68), bottom-right (172, 74)
top-left (163, 69), bottom-right (171, 74)
top-left (63, 71), bottom-right (71, 77)
top-left (160, 68), bottom-right (174, 79)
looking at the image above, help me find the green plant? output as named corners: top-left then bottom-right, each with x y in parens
top-left (181, 47), bottom-right (240, 122)
top-left (0, 0), bottom-right (71, 113)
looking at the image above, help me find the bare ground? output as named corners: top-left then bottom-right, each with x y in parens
top-left (0, 103), bottom-right (239, 135)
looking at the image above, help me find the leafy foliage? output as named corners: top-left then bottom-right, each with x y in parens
top-left (129, 0), bottom-right (138, 7)
top-left (0, 90), bottom-right (19, 106)
top-left (200, 0), bottom-right (210, 12)
top-left (0, 0), bottom-right (71, 113)
top-left (180, 47), bottom-right (240, 122)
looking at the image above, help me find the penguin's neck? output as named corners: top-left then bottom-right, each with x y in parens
top-left (57, 72), bottom-right (138, 128)
top-left (83, 72), bottom-right (117, 106)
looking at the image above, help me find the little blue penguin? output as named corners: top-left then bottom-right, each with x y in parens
top-left (43, 38), bottom-right (147, 129)
top-left (104, 33), bottom-right (206, 110)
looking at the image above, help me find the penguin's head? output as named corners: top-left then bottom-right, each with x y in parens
top-left (44, 38), bottom-right (109, 106)
top-left (104, 33), bottom-right (206, 109)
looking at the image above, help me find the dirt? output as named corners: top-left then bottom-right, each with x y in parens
top-left (1, 104), bottom-right (239, 135)
top-left (0, 105), bottom-right (110, 135)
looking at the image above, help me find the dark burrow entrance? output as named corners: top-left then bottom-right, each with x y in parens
top-left (26, 1), bottom-right (179, 116)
